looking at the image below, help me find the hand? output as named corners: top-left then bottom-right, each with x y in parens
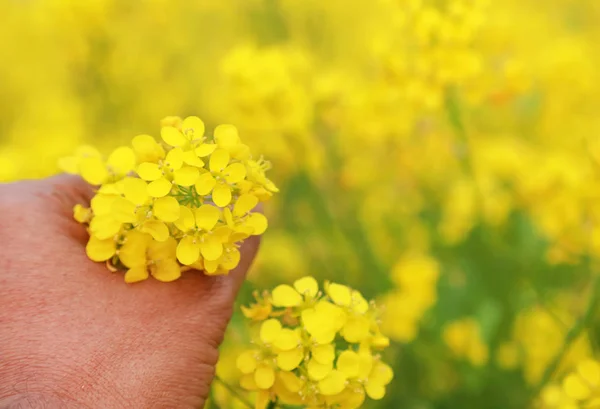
top-left (0, 175), bottom-right (259, 408)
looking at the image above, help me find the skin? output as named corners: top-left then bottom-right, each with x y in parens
top-left (0, 175), bottom-right (260, 408)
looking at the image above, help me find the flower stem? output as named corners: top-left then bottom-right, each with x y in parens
top-left (532, 272), bottom-right (600, 396)
top-left (213, 375), bottom-right (254, 409)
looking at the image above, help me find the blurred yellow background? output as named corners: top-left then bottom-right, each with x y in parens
top-left (2, 0), bottom-right (600, 407)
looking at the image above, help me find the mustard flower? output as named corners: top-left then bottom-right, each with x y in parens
top-left (61, 115), bottom-right (277, 282)
top-left (236, 277), bottom-right (393, 409)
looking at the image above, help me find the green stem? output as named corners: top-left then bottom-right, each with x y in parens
top-left (213, 375), bottom-right (254, 409)
top-left (266, 399), bottom-right (278, 409)
top-left (532, 273), bottom-right (600, 396)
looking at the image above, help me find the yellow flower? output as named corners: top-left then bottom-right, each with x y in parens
top-left (118, 231), bottom-right (180, 283)
top-left (175, 204), bottom-right (227, 265)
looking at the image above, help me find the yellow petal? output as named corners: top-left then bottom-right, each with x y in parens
top-left (182, 116), bottom-right (205, 137)
top-left (260, 319), bottom-right (282, 344)
top-left (86, 236), bottom-right (116, 262)
top-left (351, 290), bottom-right (369, 314)
top-left (318, 370), bottom-right (347, 396)
top-left (337, 350), bottom-right (360, 378)
top-left (277, 371), bottom-right (305, 393)
top-left (147, 236), bottom-right (177, 260)
top-left (148, 177), bottom-right (172, 198)
top-left (195, 143), bottom-right (217, 157)
top-left (111, 197), bottom-right (137, 223)
top-left (209, 148), bottom-right (230, 172)
top-left (89, 215), bottom-right (122, 240)
top-left (80, 156), bottom-right (108, 185)
top-left (194, 172), bottom-right (216, 195)
top-left (73, 204), bottom-right (92, 223)
top-left (194, 205), bottom-right (221, 231)
top-left (224, 162), bottom-right (247, 184)
top-left (141, 220), bottom-right (169, 241)
top-left (203, 258), bottom-right (220, 273)
top-left (342, 316), bottom-right (371, 343)
top-left (246, 213), bottom-right (268, 235)
top-left (294, 276), bottom-right (319, 298)
top-left (239, 374), bottom-right (258, 391)
top-left (307, 359), bottom-right (333, 381)
top-left (236, 350), bottom-right (258, 374)
top-left (153, 196), bottom-right (180, 222)
top-left (365, 383), bottom-right (386, 400)
top-left (181, 150), bottom-right (204, 167)
top-left (161, 126), bottom-right (187, 147)
top-left (233, 194), bottom-right (258, 216)
top-left (132, 134), bottom-right (164, 163)
top-left (165, 147), bottom-right (184, 170)
top-left (107, 146), bottom-right (136, 174)
top-left (200, 237), bottom-right (223, 261)
top-left (152, 259), bottom-right (181, 282)
top-left (274, 329), bottom-right (301, 351)
top-left (212, 184), bottom-right (232, 207)
top-left (124, 266), bottom-right (150, 283)
top-left (221, 247), bottom-right (241, 270)
top-left (174, 205), bottom-right (195, 232)
top-left (214, 124), bottom-right (240, 150)
top-left (119, 231), bottom-right (149, 267)
top-left (91, 194), bottom-right (118, 216)
top-left (173, 166), bottom-right (200, 186)
top-left (137, 162), bottom-right (162, 181)
top-left (272, 285), bottom-right (303, 307)
top-left (326, 282), bottom-right (352, 306)
top-left (277, 348), bottom-right (304, 371)
top-left (369, 362), bottom-right (394, 386)
top-left (123, 177), bottom-right (149, 205)
top-left (312, 344), bottom-right (335, 364)
top-left (254, 365), bottom-right (275, 390)
top-left (176, 236), bottom-right (200, 265)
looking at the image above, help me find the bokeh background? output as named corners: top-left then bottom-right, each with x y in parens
top-left (2, 0), bottom-right (600, 408)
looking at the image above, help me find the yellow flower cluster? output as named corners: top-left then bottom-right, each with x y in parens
top-left (60, 116), bottom-right (277, 283)
top-left (236, 277), bottom-right (393, 409)
top-left (379, 252), bottom-right (440, 342)
top-left (538, 359), bottom-right (600, 409)
top-left (443, 317), bottom-right (489, 367)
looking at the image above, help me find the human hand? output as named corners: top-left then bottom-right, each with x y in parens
top-left (0, 175), bottom-right (259, 408)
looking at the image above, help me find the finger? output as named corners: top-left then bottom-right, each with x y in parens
top-left (43, 173), bottom-right (95, 212)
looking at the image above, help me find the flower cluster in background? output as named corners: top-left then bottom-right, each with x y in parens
top-left (61, 116), bottom-right (275, 282)
top-left (2, 0), bottom-right (600, 407)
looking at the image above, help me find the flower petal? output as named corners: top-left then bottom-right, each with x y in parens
top-left (86, 236), bottom-right (116, 262)
top-left (123, 177), bottom-right (149, 205)
top-left (165, 147), bottom-right (184, 170)
top-left (173, 166), bottom-right (200, 186)
top-left (233, 194), bottom-right (258, 216)
top-left (307, 359), bottom-right (333, 381)
top-left (153, 196), bottom-right (180, 222)
top-left (254, 365), bottom-right (275, 390)
top-left (119, 231), bottom-right (149, 268)
top-left (174, 205), bottom-right (195, 232)
top-left (224, 162), bottom-right (247, 184)
top-left (318, 370), bottom-right (347, 396)
top-left (260, 319), bottom-right (282, 344)
top-left (194, 172), bottom-right (216, 195)
top-left (176, 236), bottom-right (200, 265)
top-left (272, 285), bottom-right (303, 307)
top-left (124, 266), bottom-right (150, 283)
top-left (294, 276), bottom-right (319, 298)
top-left (209, 148), bottom-right (230, 172)
top-left (141, 220), bottom-right (169, 242)
top-left (79, 157), bottom-right (108, 185)
top-left (181, 150), bottom-right (204, 167)
top-left (212, 184), bottom-right (232, 207)
top-left (194, 205), bottom-right (220, 231)
top-left (337, 350), bottom-right (360, 378)
top-left (161, 126), bottom-right (187, 147)
top-left (111, 197), bottom-right (137, 223)
top-left (152, 259), bottom-right (181, 282)
top-left (196, 143), bottom-right (217, 157)
top-left (214, 124), bottom-right (240, 150)
top-left (236, 350), bottom-right (258, 374)
top-left (137, 162), bottom-right (162, 181)
top-left (246, 213), bottom-right (268, 235)
top-left (274, 329), bottom-right (301, 351)
top-left (148, 178), bottom-right (172, 197)
top-left (107, 146), bottom-right (136, 174)
top-left (182, 116), bottom-right (205, 139)
top-left (200, 237), bottom-right (223, 261)
top-left (277, 348), bottom-right (304, 371)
